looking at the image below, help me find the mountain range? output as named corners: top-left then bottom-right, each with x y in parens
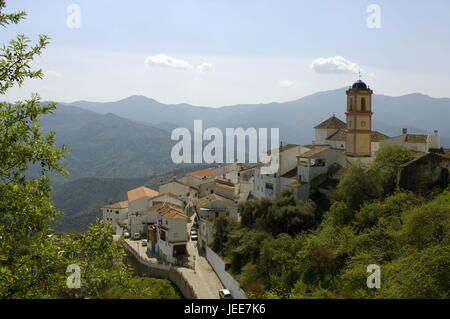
top-left (31, 88), bottom-right (449, 231)
top-left (66, 88), bottom-right (450, 148)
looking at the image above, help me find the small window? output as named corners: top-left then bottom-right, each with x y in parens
top-left (116, 211), bottom-right (119, 214)
top-left (215, 212), bottom-right (219, 218)
top-left (226, 212), bottom-right (229, 217)
top-left (361, 98), bottom-right (366, 111)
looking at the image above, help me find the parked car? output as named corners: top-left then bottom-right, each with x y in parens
top-left (219, 289), bottom-right (232, 299)
top-left (190, 232), bottom-right (198, 241)
top-left (191, 225), bottom-right (197, 232)
top-left (123, 232), bottom-right (130, 239)
top-left (133, 232), bottom-right (141, 240)
top-left (142, 239), bottom-right (148, 247)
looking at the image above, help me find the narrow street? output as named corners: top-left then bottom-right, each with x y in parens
top-left (180, 217), bottom-right (224, 299)
top-left (124, 217), bottom-right (224, 299)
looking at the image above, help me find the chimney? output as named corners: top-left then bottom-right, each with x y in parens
top-left (402, 128), bottom-right (407, 134)
top-left (431, 130), bottom-right (440, 149)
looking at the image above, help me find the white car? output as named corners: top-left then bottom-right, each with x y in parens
top-left (219, 289), bottom-right (232, 299)
top-left (123, 232), bottom-right (130, 239)
top-left (190, 232), bottom-right (198, 241)
top-left (142, 239), bottom-right (148, 247)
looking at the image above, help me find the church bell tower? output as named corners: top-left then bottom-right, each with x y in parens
top-left (345, 79), bottom-right (373, 157)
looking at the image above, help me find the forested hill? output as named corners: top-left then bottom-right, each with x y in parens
top-left (51, 166), bottom-right (212, 232)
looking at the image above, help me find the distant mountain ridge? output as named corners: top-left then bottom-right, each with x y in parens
top-left (37, 103), bottom-right (185, 185)
top-left (65, 88), bottom-right (450, 147)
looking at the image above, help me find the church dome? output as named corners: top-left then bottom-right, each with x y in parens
top-left (352, 80), bottom-right (368, 89)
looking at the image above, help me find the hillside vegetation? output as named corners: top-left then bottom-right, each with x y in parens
top-left (211, 145), bottom-right (450, 298)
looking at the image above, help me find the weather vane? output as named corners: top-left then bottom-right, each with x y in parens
top-left (358, 70), bottom-right (362, 81)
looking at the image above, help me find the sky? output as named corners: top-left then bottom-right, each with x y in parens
top-left (1, 0), bottom-right (450, 107)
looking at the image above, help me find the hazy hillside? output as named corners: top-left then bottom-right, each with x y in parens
top-left (52, 165), bottom-right (213, 231)
top-left (37, 104), bottom-right (184, 184)
top-left (68, 88), bottom-right (450, 147)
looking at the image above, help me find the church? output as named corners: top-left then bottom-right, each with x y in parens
top-left (252, 79), bottom-right (447, 201)
top-left (313, 79), bottom-right (389, 158)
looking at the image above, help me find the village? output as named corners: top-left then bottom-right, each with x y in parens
top-left (102, 80), bottom-right (450, 299)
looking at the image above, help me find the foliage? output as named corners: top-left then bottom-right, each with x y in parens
top-left (102, 275), bottom-right (181, 299)
top-left (0, 1), bottom-right (175, 299)
top-left (239, 189), bottom-right (317, 236)
top-left (213, 154), bottom-right (449, 299)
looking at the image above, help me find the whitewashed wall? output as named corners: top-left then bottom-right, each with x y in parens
top-left (206, 246), bottom-right (247, 299)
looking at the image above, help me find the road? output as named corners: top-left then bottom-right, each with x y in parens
top-left (179, 217), bottom-right (224, 299)
top-left (124, 219), bottom-right (224, 299)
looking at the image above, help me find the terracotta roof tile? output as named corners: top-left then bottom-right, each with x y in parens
top-left (326, 129), bottom-right (347, 141)
top-left (298, 145), bottom-right (330, 158)
top-left (371, 131), bottom-right (390, 142)
top-left (325, 129), bottom-right (389, 142)
top-left (314, 116), bottom-right (346, 129)
top-left (186, 168), bottom-right (214, 177)
top-left (267, 144), bottom-right (299, 155)
top-left (195, 193), bottom-right (237, 207)
top-left (103, 200), bottom-right (128, 209)
top-left (127, 186), bottom-right (159, 202)
top-left (158, 204), bottom-right (187, 219)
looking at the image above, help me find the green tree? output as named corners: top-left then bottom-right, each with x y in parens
top-left (332, 161), bottom-right (384, 210)
top-left (373, 145), bottom-right (413, 194)
top-left (0, 1), bottom-right (136, 299)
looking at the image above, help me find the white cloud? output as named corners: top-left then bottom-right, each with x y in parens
top-left (196, 62), bottom-right (213, 72)
top-left (145, 54), bottom-right (212, 72)
top-left (310, 56), bottom-right (359, 74)
top-left (145, 54), bottom-right (194, 70)
top-left (46, 70), bottom-right (63, 78)
top-left (276, 80), bottom-right (301, 88)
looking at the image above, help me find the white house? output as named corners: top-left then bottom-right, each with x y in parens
top-left (380, 128), bottom-right (441, 152)
top-left (198, 176), bottom-right (236, 199)
top-left (158, 179), bottom-right (198, 216)
top-left (127, 186), bottom-right (159, 236)
top-left (253, 144), bottom-right (309, 199)
top-left (313, 115), bottom-right (347, 145)
top-left (156, 204), bottom-right (188, 263)
top-left (211, 163), bottom-right (250, 184)
top-left (102, 200), bottom-right (128, 235)
top-left (195, 193), bottom-right (238, 250)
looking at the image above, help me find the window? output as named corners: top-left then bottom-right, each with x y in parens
top-left (165, 220), bottom-right (168, 225)
top-left (160, 230), bottom-right (166, 241)
top-left (226, 212), bottom-right (229, 217)
top-left (115, 211), bottom-right (119, 214)
top-left (361, 98), bottom-right (366, 111)
top-left (215, 212), bottom-right (219, 218)
top-left (265, 183), bottom-right (274, 190)
top-left (349, 97), bottom-right (354, 111)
